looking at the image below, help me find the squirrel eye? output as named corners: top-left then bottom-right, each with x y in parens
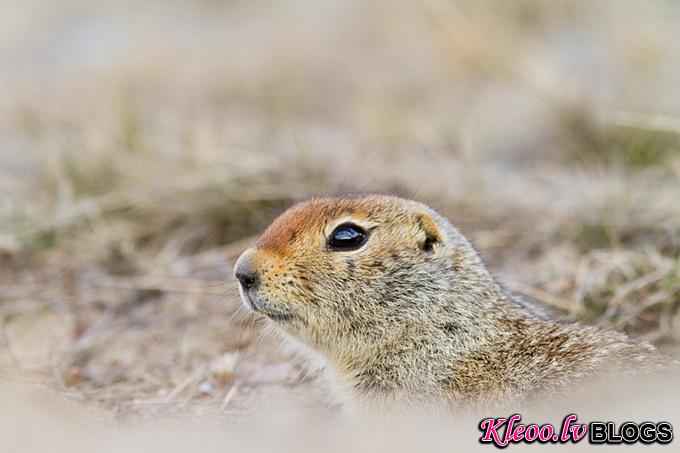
top-left (327, 223), bottom-right (368, 251)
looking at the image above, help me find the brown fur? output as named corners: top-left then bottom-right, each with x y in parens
top-left (234, 195), bottom-right (676, 413)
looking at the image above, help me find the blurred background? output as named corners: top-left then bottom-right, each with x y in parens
top-left (0, 0), bottom-right (679, 424)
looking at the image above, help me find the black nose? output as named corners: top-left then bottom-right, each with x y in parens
top-left (235, 269), bottom-right (258, 290)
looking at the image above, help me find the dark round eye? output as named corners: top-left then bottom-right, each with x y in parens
top-left (327, 223), bottom-right (368, 251)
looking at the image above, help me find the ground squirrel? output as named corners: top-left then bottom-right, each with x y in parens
top-left (234, 194), bottom-right (674, 412)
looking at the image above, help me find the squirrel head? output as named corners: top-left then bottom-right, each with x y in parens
top-left (234, 194), bottom-right (492, 360)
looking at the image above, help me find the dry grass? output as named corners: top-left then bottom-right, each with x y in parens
top-left (0, 0), bottom-right (679, 423)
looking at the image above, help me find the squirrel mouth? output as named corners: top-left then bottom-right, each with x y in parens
top-left (262, 309), bottom-right (297, 322)
top-left (242, 293), bottom-right (296, 322)
top-left (241, 292), bottom-right (259, 312)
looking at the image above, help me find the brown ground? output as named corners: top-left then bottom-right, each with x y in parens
top-left (0, 0), bottom-right (679, 423)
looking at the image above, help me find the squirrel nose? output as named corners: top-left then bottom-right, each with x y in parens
top-left (235, 269), bottom-right (258, 289)
top-left (234, 252), bottom-right (259, 290)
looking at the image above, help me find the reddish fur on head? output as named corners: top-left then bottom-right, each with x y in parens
top-left (254, 197), bottom-right (373, 255)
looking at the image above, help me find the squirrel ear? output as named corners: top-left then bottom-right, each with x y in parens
top-left (414, 212), bottom-right (443, 252)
